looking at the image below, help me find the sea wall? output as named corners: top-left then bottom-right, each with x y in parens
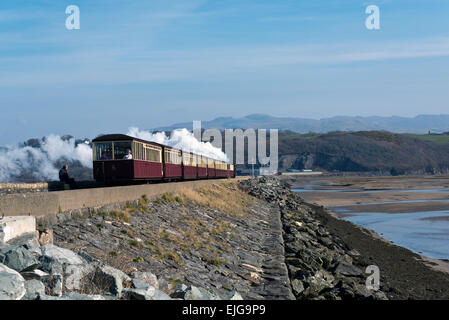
top-left (0, 178), bottom-right (242, 218)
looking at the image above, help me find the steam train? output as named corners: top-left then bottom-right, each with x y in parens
top-left (92, 134), bottom-right (235, 182)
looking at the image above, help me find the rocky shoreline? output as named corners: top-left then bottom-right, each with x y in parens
top-left (240, 178), bottom-right (388, 300)
top-left (1, 177), bottom-right (449, 300)
top-left (240, 177), bottom-right (449, 299)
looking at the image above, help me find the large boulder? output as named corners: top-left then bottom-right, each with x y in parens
top-left (0, 263), bottom-right (26, 300)
top-left (130, 271), bottom-right (159, 289)
top-left (171, 284), bottom-right (220, 300)
top-left (0, 245), bottom-right (39, 272)
top-left (41, 273), bottom-right (63, 296)
top-left (23, 279), bottom-right (45, 300)
top-left (82, 265), bottom-right (131, 297)
top-left (333, 262), bottom-right (363, 277)
top-left (122, 286), bottom-right (171, 300)
top-left (40, 244), bottom-right (83, 266)
top-left (64, 264), bottom-right (94, 291)
top-left (226, 291), bottom-right (243, 300)
top-left (38, 255), bottom-right (63, 275)
top-left (5, 232), bottom-right (41, 256)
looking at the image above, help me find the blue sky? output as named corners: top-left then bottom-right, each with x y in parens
top-left (1, 0), bottom-right (449, 144)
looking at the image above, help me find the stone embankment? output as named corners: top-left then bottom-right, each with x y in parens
top-left (1, 177), bottom-right (394, 300)
top-left (0, 223), bottom-right (243, 300)
top-left (1, 181), bottom-right (293, 300)
top-left (239, 177), bottom-right (388, 300)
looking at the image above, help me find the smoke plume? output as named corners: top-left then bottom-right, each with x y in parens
top-left (0, 135), bottom-right (92, 182)
top-left (127, 127), bottom-right (229, 162)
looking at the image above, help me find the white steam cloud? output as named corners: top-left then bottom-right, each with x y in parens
top-left (0, 127), bottom-right (227, 182)
top-left (0, 135), bottom-right (92, 182)
top-left (127, 127), bottom-right (229, 162)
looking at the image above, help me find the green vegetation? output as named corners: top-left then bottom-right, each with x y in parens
top-left (128, 239), bottom-right (142, 247)
top-left (133, 256), bottom-right (143, 263)
top-left (403, 133), bottom-right (449, 145)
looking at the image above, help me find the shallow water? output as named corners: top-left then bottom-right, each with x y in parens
top-left (293, 187), bottom-right (449, 260)
top-left (333, 209), bottom-right (449, 260)
top-left (292, 188), bottom-right (449, 193)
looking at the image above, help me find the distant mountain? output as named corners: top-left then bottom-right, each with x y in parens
top-left (156, 114), bottom-right (449, 134)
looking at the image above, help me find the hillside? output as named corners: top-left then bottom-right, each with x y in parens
top-left (278, 131), bottom-right (449, 175)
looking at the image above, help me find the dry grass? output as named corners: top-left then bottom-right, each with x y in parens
top-left (145, 244), bottom-right (183, 267)
top-left (97, 209), bottom-right (132, 223)
top-left (175, 182), bottom-right (253, 216)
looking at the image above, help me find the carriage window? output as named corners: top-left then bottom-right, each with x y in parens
top-left (166, 149), bottom-right (181, 164)
top-left (94, 142), bottom-right (113, 160)
top-left (148, 146), bottom-right (161, 162)
top-left (114, 141), bottom-right (133, 160)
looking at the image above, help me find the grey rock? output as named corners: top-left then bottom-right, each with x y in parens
top-left (84, 265), bottom-right (131, 297)
top-left (334, 262), bottom-right (363, 277)
top-left (373, 291), bottom-right (388, 300)
top-left (0, 246), bottom-right (39, 272)
top-left (77, 251), bottom-right (100, 264)
top-left (226, 291), bottom-right (243, 300)
top-left (132, 278), bottom-right (150, 290)
top-left (0, 263), bottom-right (26, 300)
top-left (171, 285), bottom-right (220, 300)
top-left (64, 264), bottom-right (93, 291)
top-left (61, 292), bottom-right (106, 300)
top-left (123, 286), bottom-right (171, 300)
top-left (23, 279), bottom-right (45, 300)
top-left (6, 232), bottom-right (41, 255)
top-left (291, 279), bottom-right (305, 296)
top-left (130, 271), bottom-right (159, 289)
top-left (38, 255), bottom-right (63, 275)
top-left (41, 273), bottom-right (63, 296)
top-left (21, 269), bottom-right (49, 281)
top-left (302, 271), bottom-right (334, 297)
top-left (38, 292), bottom-right (106, 300)
top-left (40, 244), bottom-right (83, 266)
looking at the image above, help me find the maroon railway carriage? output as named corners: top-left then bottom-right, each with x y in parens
top-left (182, 152), bottom-right (197, 180)
top-left (163, 146), bottom-right (182, 180)
top-left (197, 155), bottom-right (208, 179)
top-left (206, 157), bottom-right (216, 178)
top-left (215, 160), bottom-right (228, 178)
top-left (226, 164), bottom-right (235, 178)
top-left (92, 134), bottom-right (235, 182)
top-left (93, 134), bottom-right (164, 181)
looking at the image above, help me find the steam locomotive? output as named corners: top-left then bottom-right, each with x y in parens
top-left (92, 134), bottom-right (235, 182)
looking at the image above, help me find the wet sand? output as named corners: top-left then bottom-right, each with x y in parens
top-left (420, 216), bottom-right (449, 222)
top-left (286, 175), bottom-right (449, 210)
top-left (338, 201), bottom-right (449, 214)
